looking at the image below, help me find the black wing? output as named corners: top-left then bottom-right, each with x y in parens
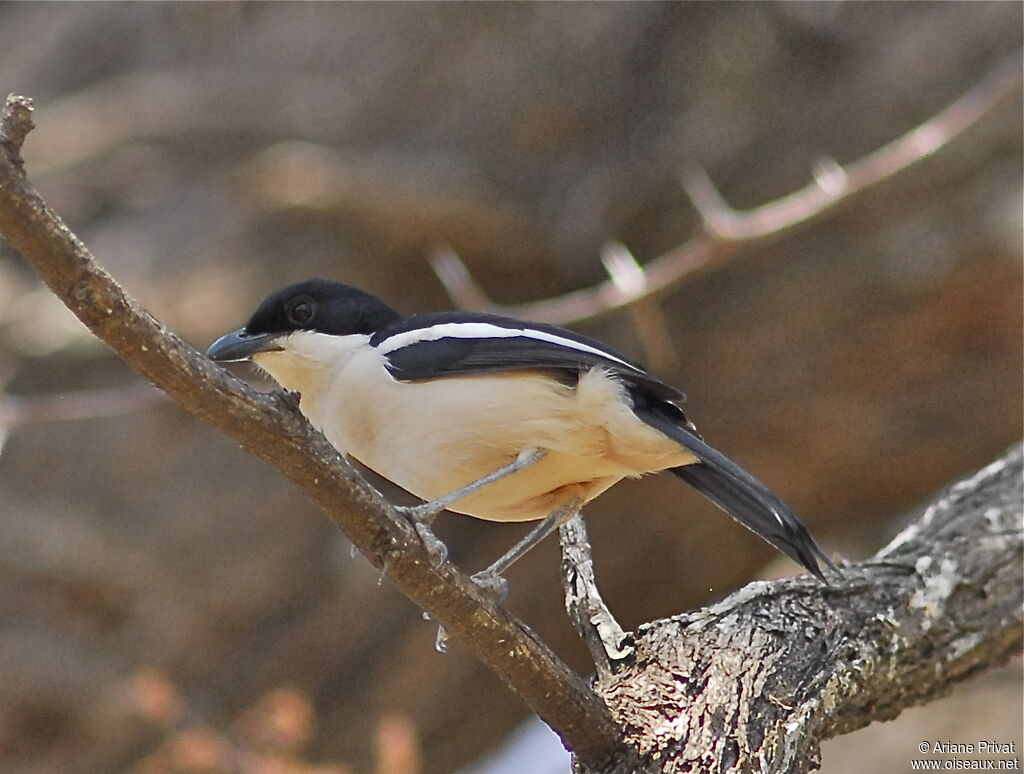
top-left (372, 311), bottom-right (683, 402)
top-left (630, 396), bottom-right (838, 581)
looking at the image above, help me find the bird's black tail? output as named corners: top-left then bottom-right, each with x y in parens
top-left (634, 403), bottom-right (838, 582)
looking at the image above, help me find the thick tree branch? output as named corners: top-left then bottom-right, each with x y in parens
top-left (574, 444), bottom-right (1023, 774)
top-left (431, 52), bottom-right (1022, 326)
top-left (0, 94), bottom-right (625, 769)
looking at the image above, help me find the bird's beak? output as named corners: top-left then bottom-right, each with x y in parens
top-left (206, 329), bottom-right (283, 362)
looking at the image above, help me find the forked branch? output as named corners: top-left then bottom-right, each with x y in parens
top-left (569, 446), bottom-right (1022, 774)
top-left (431, 53), bottom-right (1022, 325)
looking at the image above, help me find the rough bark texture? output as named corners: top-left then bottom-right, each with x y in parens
top-left (574, 445), bottom-right (1023, 774)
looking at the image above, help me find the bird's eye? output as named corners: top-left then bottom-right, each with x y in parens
top-left (286, 298), bottom-right (316, 326)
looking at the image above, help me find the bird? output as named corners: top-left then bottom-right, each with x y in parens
top-left (207, 278), bottom-right (837, 590)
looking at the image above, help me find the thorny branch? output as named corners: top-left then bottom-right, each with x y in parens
top-left (431, 53), bottom-right (1022, 327)
top-left (0, 93), bottom-right (625, 769)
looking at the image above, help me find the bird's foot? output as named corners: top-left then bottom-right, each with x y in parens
top-left (470, 569), bottom-right (510, 605)
top-left (395, 507), bottom-right (449, 568)
top-left (414, 520), bottom-right (449, 568)
top-left (398, 500), bottom-right (446, 523)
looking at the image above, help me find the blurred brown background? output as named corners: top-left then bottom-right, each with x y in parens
top-left (0, 4), bottom-right (1020, 774)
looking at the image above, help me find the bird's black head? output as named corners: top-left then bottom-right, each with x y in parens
top-left (207, 279), bottom-right (400, 362)
top-left (244, 278), bottom-right (399, 337)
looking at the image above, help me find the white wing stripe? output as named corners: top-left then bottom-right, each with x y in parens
top-left (375, 322), bottom-right (638, 369)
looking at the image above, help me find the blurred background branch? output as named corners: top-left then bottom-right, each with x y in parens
top-left (429, 52), bottom-right (1021, 328)
top-left (0, 5), bottom-right (1019, 773)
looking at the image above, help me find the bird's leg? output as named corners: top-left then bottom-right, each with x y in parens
top-left (471, 496), bottom-right (584, 603)
top-left (401, 448), bottom-right (548, 523)
top-left (397, 448), bottom-right (548, 566)
top-left (433, 495), bottom-right (583, 655)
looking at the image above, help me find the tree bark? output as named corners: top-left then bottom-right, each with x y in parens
top-left (571, 444), bottom-right (1023, 773)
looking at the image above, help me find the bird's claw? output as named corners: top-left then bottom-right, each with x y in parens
top-left (398, 501), bottom-right (445, 523)
top-left (470, 570), bottom-right (510, 604)
top-left (403, 513), bottom-right (448, 568)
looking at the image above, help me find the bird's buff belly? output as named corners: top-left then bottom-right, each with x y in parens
top-left (314, 368), bottom-right (695, 522)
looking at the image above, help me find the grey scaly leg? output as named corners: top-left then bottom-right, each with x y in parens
top-left (471, 496), bottom-right (584, 602)
top-left (434, 495), bottom-right (585, 653)
top-left (397, 448), bottom-right (549, 565)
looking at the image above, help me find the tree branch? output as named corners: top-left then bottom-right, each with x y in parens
top-left (0, 94), bottom-right (624, 769)
top-left (431, 52), bottom-right (1022, 325)
top-left (559, 514), bottom-right (633, 680)
top-left (576, 444), bottom-right (1023, 774)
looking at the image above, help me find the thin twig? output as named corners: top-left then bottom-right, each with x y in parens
top-left (0, 93), bottom-right (623, 768)
top-left (0, 93), bottom-right (33, 171)
top-left (429, 245), bottom-right (494, 312)
top-left (601, 241), bottom-right (682, 373)
top-left (559, 514), bottom-right (633, 680)
top-left (431, 53), bottom-right (1022, 325)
